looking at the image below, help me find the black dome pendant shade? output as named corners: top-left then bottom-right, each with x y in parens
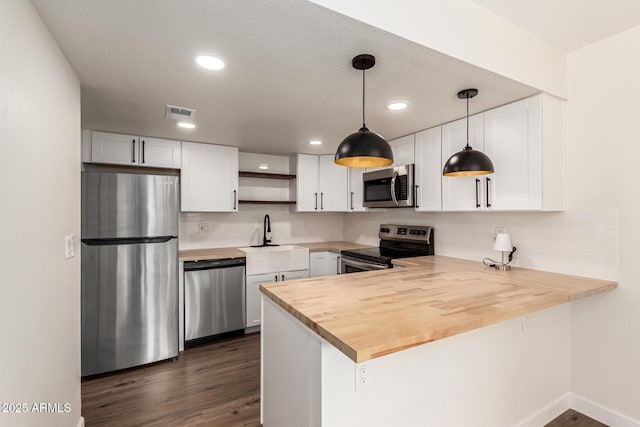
top-left (335, 54), bottom-right (393, 168)
top-left (442, 89), bottom-right (495, 177)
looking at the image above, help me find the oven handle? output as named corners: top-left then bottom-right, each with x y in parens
top-left (390, 171), bottom-right (399, 206)
top-left (341, 256), bottom-right (389, 271)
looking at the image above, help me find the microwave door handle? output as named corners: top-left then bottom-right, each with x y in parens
top-left (390, 171), bottom-right (399, 206)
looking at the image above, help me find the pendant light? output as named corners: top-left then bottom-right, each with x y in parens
top-left (442, 89), bottom-right (495, 176)
top-left (335, 54), bottom-right (393, 168)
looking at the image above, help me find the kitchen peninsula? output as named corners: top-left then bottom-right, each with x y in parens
top-left (259, 256), bottom-right (616, 427)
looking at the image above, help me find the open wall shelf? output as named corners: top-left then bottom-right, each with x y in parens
top-left (238, 171), bottom-right (296, 180)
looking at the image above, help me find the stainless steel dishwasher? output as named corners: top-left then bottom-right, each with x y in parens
top-left (184, 258), bottom-right (246, 344)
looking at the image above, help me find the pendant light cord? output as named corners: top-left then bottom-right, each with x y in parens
top-left (465, 94), bottom-right (470, 149)
top-left (362, 69), bottom-right (366, 128)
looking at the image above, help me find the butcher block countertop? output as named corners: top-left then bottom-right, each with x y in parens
top-left (260, 255), bottom-right (617, 363)
top-left (179, 241), bottom-right (373, 261)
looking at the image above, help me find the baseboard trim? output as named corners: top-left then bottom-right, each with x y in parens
top-left (569, 393), bottom-right (640, 427)
top-left (514, 394), bottom-right (570, 427)
top-left (77, 416), bottom-right (85, 427)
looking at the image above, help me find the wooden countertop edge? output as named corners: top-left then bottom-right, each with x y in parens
top-left (260, 257), bottom-right (617, 364)
top-left (179, 241), bottom-right (374, 261)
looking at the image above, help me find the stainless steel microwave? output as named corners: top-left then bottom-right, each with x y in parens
top-left (363, 164), bottom-right (414, 208)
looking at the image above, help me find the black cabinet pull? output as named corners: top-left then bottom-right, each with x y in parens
top-left (350, 192), bottom-right (354, 210)
top-left (475, 178), bottom-right (480, 208)
top-left (486, 177), bottom-right (491, 208)
top-left (274, 275), bottom-right (278, 282)
top-left (233, 190), bottom-right (237, 210)
top-left (321, 192), bottom-right (324, 210)
top-left (281, 274), bottom-right (285, 281)
top-left (415, 184), bottom-right (420, 208)
top-left (131, 139), bottom-right (136, 163)
top-left (141, 140), bottom-right (145, 164)
top-left (314, 193), bottom-right (318, 210)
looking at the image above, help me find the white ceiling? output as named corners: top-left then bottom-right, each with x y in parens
top-left (472, 0), bottom-right (640, 52)
top-left (32, 0), bottom-right (537, 155)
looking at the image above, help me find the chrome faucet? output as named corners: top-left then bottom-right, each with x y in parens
top-left (263, 214), bottom-right (272, 246)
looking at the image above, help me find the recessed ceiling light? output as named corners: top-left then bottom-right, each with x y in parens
top-left (195, 55), bottom-right (225, 70)
top-left (258, 164), bottom-right (269, 170)
top-left (386, 102), bottom-right (408, 111)
top-left (309, 140), bottom-right (323, 145)
top-left (177, 122), bottom-right (196, 129)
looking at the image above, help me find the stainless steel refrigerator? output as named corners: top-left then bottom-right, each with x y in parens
top-left (81, 170), bottom-right (179, 376)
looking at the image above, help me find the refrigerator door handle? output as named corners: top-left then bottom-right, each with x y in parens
top-left (81, 236), bottom-right (175, 246)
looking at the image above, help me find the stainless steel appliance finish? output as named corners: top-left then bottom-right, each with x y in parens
top-left (82, 172), bottom-right (179, 239)
top-left (81, 238), bottom-right (178, 376)
top-left (184, 258), bottom-right (246, 342)
top-left (341, 224), bottom-right (434, 274)
top-left (81, 170), bottom-right (179, 376)
top-left (363, 164), bottom-right (414, 208)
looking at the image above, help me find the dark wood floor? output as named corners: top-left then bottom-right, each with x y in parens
top-left (81, 333), bottom-right (261, 426)
top-left (546, 409), bottom-right (609, 427)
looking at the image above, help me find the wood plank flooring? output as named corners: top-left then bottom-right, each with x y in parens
top-left (545, 409), bottom-right (609, 427)
top-left (81, 333), bottom-right (261, 426)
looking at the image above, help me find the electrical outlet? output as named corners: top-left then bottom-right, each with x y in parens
top-left (65, 234), bottom-right (76, 259)
top-left (198, 222), bottom-right (209, 233)
top-left (355, 363), bottom-right (369, 391)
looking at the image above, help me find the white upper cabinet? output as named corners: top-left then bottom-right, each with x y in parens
top-left (91, 131), bottom-right (139, 166)
top-left (347, 167), bottom-right (366, 212)
top-left (441, 114), bottom-right (486, 211)
top-left (414, 127), bottom-right (442, 211)
top-left (484, 96), bottom-right (542, 210)
top-left (139, 136), bottom-right (182, 169)
top-left (89, 131), bottom-right (181, 168)
top-left (390, 134), bottom-right (415, 166)
top-left (440, 94), bottom-right (563, 212)
top-left (318, 155), bottom-right (348, 211)
top-left (181, 142), bottom-right (238, 212)
top-left (295, 154), bottom-right (347, 212)
top-left (295, 154), bottom-right (320, 211)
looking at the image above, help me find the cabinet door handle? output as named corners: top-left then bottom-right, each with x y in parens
top-left (233, 190), bottom-right (237, 210)
top-left (131, 139), bottom-right (136, 163)
top-left (350, 192), bottom-right (354, 210)
top-left (486, 177), bottom-right (491, 208)
top-left (415, 184), bottom-right (420, 209)
top-left (274, 275), bottom-right (278, 282)
top-left (281, 274), bottom-right (285, 281)
top-left (320, 192), bottom-right (324, 210)
top-left (141, 140), bottom-right (145, 164)
top-left (314, 192), bottom-right (318, 210)
top-left (337, 255), bottom-right (341, 274)
top-left (475, 179), bottom-right (481, 208)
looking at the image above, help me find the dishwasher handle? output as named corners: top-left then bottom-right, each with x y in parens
top-left (184, 258), bottom-right (246, 271)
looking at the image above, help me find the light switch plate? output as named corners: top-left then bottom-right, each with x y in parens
top-left (65, 234), bottom-right (76, 259)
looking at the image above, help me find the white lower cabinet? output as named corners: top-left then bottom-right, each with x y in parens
top-left (245, 269), bottom-right (309, 327)
top-left (309, 252), bottom-right (340, 277)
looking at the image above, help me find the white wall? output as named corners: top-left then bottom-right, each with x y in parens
top-left (180, 204), bottom-right (343, 249)
top-left (309, 0), bottom-right (567, 98)
top-left (565, 25), bottom-right (640, 420)
top-left (0, 1), bottom-right (82, 426)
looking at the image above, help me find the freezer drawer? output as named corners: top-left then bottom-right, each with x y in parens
top-left (185, 263), bottom-right (246, 341)
top-left (81, 238), bottom-right (178, 376)
top-left (82, 171), bottom-right (179, 239)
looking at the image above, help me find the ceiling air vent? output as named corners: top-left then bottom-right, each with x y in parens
top-left (165, 105), bottom-right (196, 121)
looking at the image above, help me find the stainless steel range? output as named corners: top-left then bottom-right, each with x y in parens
top-left (340, 224), bottom-right (434, 273)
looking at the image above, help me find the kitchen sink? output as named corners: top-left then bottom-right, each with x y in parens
top-left (239, 245), bottom-right (309, 275)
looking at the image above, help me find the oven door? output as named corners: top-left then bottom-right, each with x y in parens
top-left (363, 165), bottom-right (414, 208)
top-left (340, 255), bottom-right (390, 274)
